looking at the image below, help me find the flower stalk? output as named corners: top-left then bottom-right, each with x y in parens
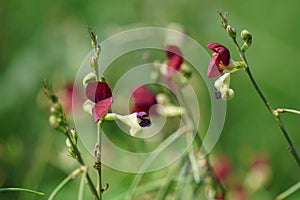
top-left (42, 80), bottom-right (100, 200)
top-left (218, 11), bottom-right (300, 167)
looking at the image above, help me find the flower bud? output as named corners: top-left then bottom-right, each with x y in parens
top-left (89, 57), bottom-right (98, 71)
top-left (95, 45), bottom-right (101, 56)
top-left (226, 25), bottom-right (236, 39)
top-left (241, 30), bottom-right (252, 41)
top-left (241, 30), bottom-right (252, 52)
top-left (214, 73), bottom-right (235, 101)
top-left (68, 148), bottom-right (76, 158)
top-left (50, 103), bottom-right (63, 115)
top-left (70, 129), bottom-right (78, 144)
top-left (49, 115), bottom-right (59, 129)
top-left (66, 138), bottom-right (72, 148)
top-left (180, 63), bottom-right (192, 79)
top-left (83, 72), bottom-right (97, 87)
top-left (223, 89), bottom-right (234, 100)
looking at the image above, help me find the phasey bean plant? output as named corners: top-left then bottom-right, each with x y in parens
top-left (1, 11), bottom-right (299, 200)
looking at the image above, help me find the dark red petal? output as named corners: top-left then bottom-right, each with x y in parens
top-left (207, 54), bottom-right (223, 78)
top-left (92, 97), bottom-right (113, 123)
top-left (206, 42), bottom-right (231, 67)
top-left (131, 85), bottom-right (157, 114)
top-left (86, 82), bottom-right (112, 103)
top-left (167, 55), bottom-right (183, 72)
top-left (166, 45), bottom-right (182, 59)
top-left (219, 48), bottom-right (231, 66)
top-left (206, 42), bottom-right (225, 52)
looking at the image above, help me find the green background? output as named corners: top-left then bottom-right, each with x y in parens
top-left (1, 0), bottom-right (300, 199)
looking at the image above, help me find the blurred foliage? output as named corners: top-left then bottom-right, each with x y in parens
top-left (1, 0), bottom-right (300, 199)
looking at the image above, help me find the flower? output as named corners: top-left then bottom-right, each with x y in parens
top-left (105, 112), bottom-right (151, 136)
top-left (213, 154), bottom-right (232, 181)
top-left (214, 73), bottom-right (234, 100)
top-left (206, 42), bottom-right (231, 78)
top-left (85, 81), bottom-right (113, 123)
top-left (166, 45), bottom-right (183, 76)
top-left (131, 85), bottom-right (157, 114)
top-left (59, 82), bottom-right (83, 114)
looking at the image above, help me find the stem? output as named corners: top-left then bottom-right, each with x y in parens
top-left (96, 121), bottom-right (103, 199)
top-left (154, 158), bottom-right (188, 200)
top-left (275, 108), bottom-right (300, 116)
top-left (48, 168), bottom-right (83, 200)
top-left (0, 188), bottom-right (44, 196)
top-left (230, 36), bottom-right (300, 167)
top-left (65, 132), bottom-right (100, 200)
top-left (194, 134), bottom-right (226, 196)
top-left (176, 84), bottom-right (226, 196)
top-left (276, 181), bottom-right (300, 200)
top-left (78, 173), bottom-right (85, 200)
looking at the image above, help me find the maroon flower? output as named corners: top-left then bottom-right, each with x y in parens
top-left (166, 45), bottom-right (183, 75)
top-left (213, 155), bottom-right (232, 181)
top-left (131, 85), bottom-right (157, 114)
top-left (85, 81), bottom-right (113, 123)
top-left (206, 42), bottom-right (231, 78)
top-left (60, 82), bottom-right (83, 114)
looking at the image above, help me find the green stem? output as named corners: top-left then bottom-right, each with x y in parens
top-left (177, 84), bottom-right (226, 197)
top-left (0, 188), bottom-right (44, 196)
top-left (96, 121), bottom-right (103, 199)
top-left (194, 134), bottom-right (226, 196)
top-left (275, 108), bottom-right (300, 116)
top-left (65, 132), bottom-right (100, 200)
top-left (48, 168), bottom-right (83, 200)
top-left (276, 181), bottom-right (300, 200)
top-left (230, 36), bottom-right (300, 167)
top-left (154, 158), bottom-right (188, 200)
top-left (78, 173), bottom-right (85, 200)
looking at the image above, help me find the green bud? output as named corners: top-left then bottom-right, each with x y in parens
top-left (232, 61), bottom-right (246, 69)
top-left (241, 29), bottom-right (252, 41)
top-left (66, 138), bottom-right (72, 148)
top-left (99, 76), bottom-right (106, 82)
top-left (95, 45), bottom-right (101, 56)
top-left (241, 30), bottom-right (252, 52)
top-left (180, 63), bottom-right (192, 79)
top-left (83, 72), bottom-right (97, 87)
top-left (50, 95), bottom-right (58, 103)
top-left (89, 57), bottom-right (98, 71)
top-left (70, 129), bottom-right (78, 144)
top-left (68, 148), bottom-right (77, 158)
top-left (226, 25), bottom-right (236, 39)
top-left (88, 27), bottom-right (97, 48)
top-left (50, 103), bottom-right (63, 115)
top-left (49, 115), bottom-right (59, 129)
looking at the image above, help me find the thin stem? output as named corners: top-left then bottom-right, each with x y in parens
top-left (194, 134), bottom-right (226, 196)
top-left (230, 35), bottom-right (300, 167)
top-left (276, 181), bottom-right (300, 200)
top-left (78, 173), bottom-right (85, 200)
top-left (154, 158), bottom-right (188, 200)
top-left (96, 121), bottom-right (103, 199)
top-left (0, 188), bottom-right (44, 196)
top-left (275, 108), bottom-right (300, 116)
top-left (176, 83), bottom-right (226, 196)
top-left (65, 132), bottom-right (100, 200)
top-left (48, 168), bottom-right (83, 200)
